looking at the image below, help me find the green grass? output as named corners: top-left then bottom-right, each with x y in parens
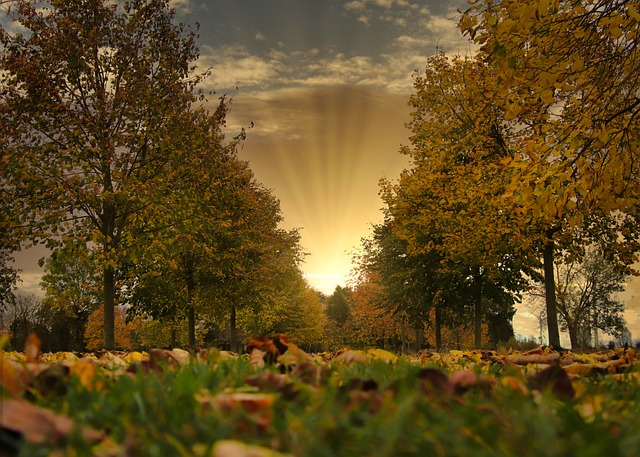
top-left (6, 354), bottom-right (640, 456)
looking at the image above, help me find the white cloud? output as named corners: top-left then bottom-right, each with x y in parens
top-left (255, 32), bottom-right (267, 42)
top-left (198, 44), bottom-right (285, 92)
top-left (196, 2), bottom-right (473, 97)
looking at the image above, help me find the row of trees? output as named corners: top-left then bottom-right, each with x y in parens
top-left (0, 0), bottom-right (314, 350)
top-left (2, 0), bottom-right (637, 352)
top-left (347, 0), bottom-right (638, 350)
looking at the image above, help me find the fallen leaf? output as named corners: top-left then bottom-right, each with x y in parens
top-left (69, 359), bottom-right (103, 391)
top-left (330, 350), bottom-right (367, 366)
top-left (249, 348), bottom-right (267, 368)
top-left (212, 439), bottom-right (292, 457)
top-left (366, 348), bottom-right (398, 363)
top-left (197, 391), bottom-right (275, 430)
top-left (500, 376), bottom-right (530, 395)
top-left (32, 364), bottom-right (69, 398)
top-left (0, 398), bottom-right (104, 446)
top-left (417, 368), bottom-right (453, 397)
top-left (449, 370), bottom-right (495, 395)
top-left (529, 364), bottom-right (575, 399)
top-left (123, 351), bottom-right (146, 364)
top-left (505, 352), bottom-right (561, 365)
top-left (1, 355), bottom-right (29, 397)
top-left (24, 334), bottom-right (41, 363)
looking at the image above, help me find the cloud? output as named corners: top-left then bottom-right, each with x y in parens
top-left (198, 44), bottom-right (285, 92)
top-left (344, 0), bottom-right (427, 27)
top-left (169, 0), bottom-right (193, 14)
top-left (193, 1), bottom-right (472, 97)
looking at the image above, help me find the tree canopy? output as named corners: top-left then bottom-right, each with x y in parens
top-left (1, 0), bottom-right (230, 348)
top-left (453, 0), bottom-right (640, 346)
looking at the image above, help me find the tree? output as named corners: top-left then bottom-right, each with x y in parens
top-left (3, 292), bottom-right (44, 351)
top-left (534, 248), bottom-right (628, 350)
top-left (0, 193), bottom-right (20, 312)
top-left (381, 53), bottom-right (533, 348)
top-left (346, 276), bottom-right (409, 351)
top-left (1, 0), bottom-right (220, 349)
top-left (84, 304), bottom-right (133, 351)
top-left (460, 0), bottom-right (640, 347)
top-left (39, 243), bottom-right (101, 351)
top-left (0, 249), bottom-right (18, 313)
top-left (245, 272), bottom-right (327, 351)
top-left (354, 219), bottom-right (441, 348)
top-left (127, 150), bottom-right (304, 351)
top-left (326, 286), bottom-right (352, 326)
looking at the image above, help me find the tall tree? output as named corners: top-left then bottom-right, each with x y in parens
top-left (544, 248), bottom-right (627, 349)
top-left (1, 0), bottom-right (219, 348)
top-left (460, 0), bottom-right (640, 347)
top-left (382, 53), bottom-right (532, 348)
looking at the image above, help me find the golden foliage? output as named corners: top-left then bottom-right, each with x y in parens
top-left (84, 305), bottom-right (134, 351)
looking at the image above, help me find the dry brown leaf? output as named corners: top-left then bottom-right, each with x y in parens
top-left (330, 350), bottom-right (367, 366)
top-left (529, 364), bottom-right (575, 399)
top-left (197, 391), bottom-right (275, 430)
top-left (417, 368), bottom-right (454, 397)
top-left (0, 398), bottom-right (104, 445)
top-left (449, 370), bottom-right (495, 395)
top-left (277, 343), bottom-right (314, 367)
top-left (505, 352), bottom-right (561, 365)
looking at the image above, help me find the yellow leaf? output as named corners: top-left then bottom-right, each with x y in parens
top-left (70, 359), bottom-right (104, 391)
top-left (540, 88), bottom-right (555, 104)
top-left (366, 348), bottom-right (398, 363)
top-left (123, 351), bottom-right (146, 364)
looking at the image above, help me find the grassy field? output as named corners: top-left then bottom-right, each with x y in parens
top-left (1, 338), bottom-right (639, 456)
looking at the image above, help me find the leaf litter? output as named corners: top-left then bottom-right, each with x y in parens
top-left (1, 334), bottom-right (639, 456)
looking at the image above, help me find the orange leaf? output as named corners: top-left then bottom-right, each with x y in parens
top-left (24, 334), bottom-right (41, 363)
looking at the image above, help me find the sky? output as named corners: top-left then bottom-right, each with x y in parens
top-left (8, 0), bottom-right (640, 342)
top-left (175, 0), bottom-right (473, 294)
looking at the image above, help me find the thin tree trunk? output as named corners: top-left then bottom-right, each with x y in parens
top-left (103, 264), bottom-right (115, 349)
top-left (474, 278), bottom-right (483, 349)
top-left (230, 304), bottom-right (238, 353)
top-left (543, 233), bottom-right (561, 348)
top-left (188, 306), bottom-right (195, 348)
top-left (435, 300), bottom-right (442, 351)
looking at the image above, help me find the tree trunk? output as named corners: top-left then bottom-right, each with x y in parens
top-left (185, 253), bottom-right (197, 348)
top-left (170, 327), bottom-right (177, 348)
top-left (103, 265), bottom-right (115, 349)
top-left (567, 322), bottom-right (579, 351)
top-left (414, 326), bottom-right (423, 353)
top-left (187, 275), bottom-right (195, 348)
top-left (188, 306), bottom-right (195, 348)
top-left (474, 279), bottom-right (483, 349)
top-left (435, 300), bottom-right (442, 351)
top-left (230, 304), bottom-right (238, 353)
top-left (543, 233), bottom-right (561, 348)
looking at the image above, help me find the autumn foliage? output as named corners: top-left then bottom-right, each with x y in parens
top-left (1, 334), bottom-right (639, 455)
top-left (83, 305), bottom-right (133, 351)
